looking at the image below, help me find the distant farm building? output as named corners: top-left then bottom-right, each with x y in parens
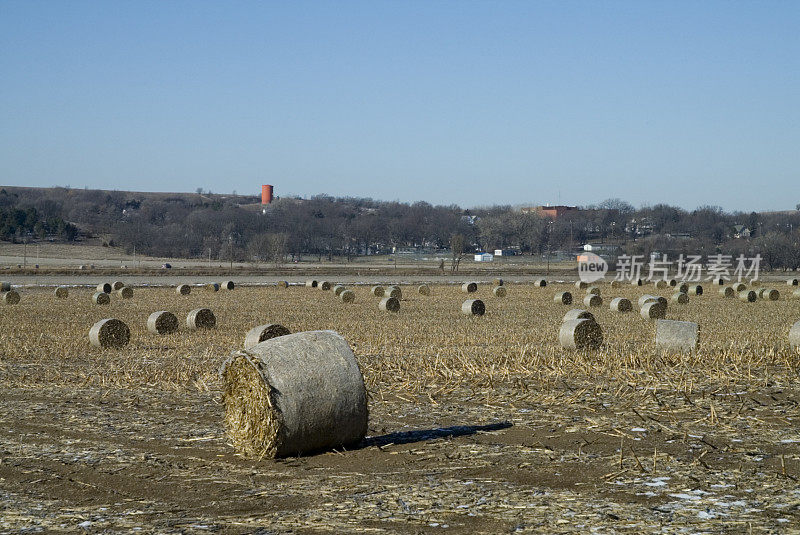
top-left (521, 205), bottom-right (578, 219)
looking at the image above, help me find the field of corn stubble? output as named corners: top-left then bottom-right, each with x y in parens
top-left (1, 280), bottom-right (800, 533)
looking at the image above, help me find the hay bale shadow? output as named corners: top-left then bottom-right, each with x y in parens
top-left (361, 421), bottom-right (512, 448)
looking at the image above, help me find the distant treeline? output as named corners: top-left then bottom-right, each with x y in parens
top-left (1, 186), bottom-right (799, 270)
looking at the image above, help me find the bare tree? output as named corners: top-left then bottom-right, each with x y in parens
top-left (450, 234), bottom-right (466, 273)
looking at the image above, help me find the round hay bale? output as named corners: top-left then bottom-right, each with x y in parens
top-left (654, 280), bottom-right (668, 289)
top-left (277, 281), bottom-right (289, 288)
top-left (96, 282), bottom-right (112, 294)
top-left (609, 297), bottom-right (632, 313)
top-left (575, 281), bottom-right (588, 289)
top-left (787, 278), bottom-right (799, 286)
top-left (559, 318), bottom-right (603, 350)
top-left (637, 295), bottom-right (660, 308)
top-left (92, 291), bottom-right (110, 305)
top-left (554, 291), bottom-right (573, 305)
top-left (461, 282), bottom-right (478, 293)
top-left (689, 285), bottom-right (704, 296)
top-left (333, 285), bottom-right (347, 296)
top-left (719, 286), bottom-right (735, 298)
top-left (417, 284), bottom-right (431, 296)
top-left (176, 284), bottom-right (191, 295)
top-left (2, 290), bottom-right (20, 305)
top-left (667, 279), bottom-right (677, 287)
top-left (672, 292), bottom-right (689, 304)
top-left (54, 286), bottom-right (69, 299)
top-left (493, 278), bottom-right (504, 286)
top-left (714, 277), bottom-right (725, 286)
top-left (586, 286), bottom-right (601, 296)
top-left (609, 280), bottom-right (620, 288)
top-left (371, 285), bottom-right (384, 297)
top-left (206, 283), bottom-right (220, 292)
top-left (117, 286), bottom-right (133, 299)
top-left (461, 299), bottom-right (485, 316)
top-left (583, 294), bottom-right (602, 307)
top-left (112, 281), bottom-right (125, 291)
top-left (656, 319), bottom-right (698, 354)
top-left (563, 309), bottom-right (595, 322)
top-left (222, 281), bottom-right (235, 291)
top-left (763, 289), bottom-right (780, 301)
top-left (640, 301), bottom-right (666, 320)
top-left (739, 290), bottom-right (757, 302)
top-left (385, 286), bottom-right (402, 299)
top-left (187, 308), bottom-right (216, 329)
top-left (147, 311), bottom-right (179, 335)
top-left (732, 282), bottom-right (747, 292)
top-left (220, 330), bottom-right (368, 458)
top-left (243, 323), bottom-right (291, 349)
top-left (319, 281), bottom-right (332, 291)
top-left (340, 290), bottom-right (355, 303)
top-left (305, 280), bottom-right (318, 288)
top-left (676, 283), bottom-right (689, 294)
top-left (89, 318), bottom-right (130, 348)
top-left (0, 282), bottom-right (10, 291)
top-left (790, 320), bottom-right (800, 350)
top-left (631, 278), bottom-right (644, 286)
top-left (379, 297), bottom-right (400, 312)
top-left (534, 279), bottom-right (547, 287)
top-left (492, 286), bottom-right (507, 297)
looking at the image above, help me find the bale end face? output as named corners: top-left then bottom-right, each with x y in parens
top-left (672, 292), bottom-right (689, 304)
top-left (788, 279), bottom-right (799, 286)
top-left (89, 318), bottom-right (130, 348)
top-left (586, 286), bottom-right (601, 295)
top-left (147, 311), bottom-right (179, 335)
top-left (54, 286), bottom-right (69, 299)
top-left (333, 285), bottom-right (347, 296)
top-left (492, 286), bottom-right (507, 297)
top-left (461, 299), bottom-right (485, 316)
top-left (676, 283), bottom-right (689, 294)
top-left (385, 286), bottom-right (402, 299)
top-left (206, 283), bottom-right (220, 292)
top-left (554, 291), bottom-right (573, 305)
top-left (244, 323), bottom-right (291, 349)
top-left (319, 281), bottom-right (332, 291)
top-left (0, 282), bottom-right (10, 292)
top-left (222, 281), bottom-right (235, 290)
top-left (654, 280), bottom-right (668, 289)
top-left (379, 297), bottom-right (400, 312)
top-left (461, 282), bottom-right (478, 293)
top-left (2, 290), bottom-right (21, 305)
top-left (641, 301), bottom-right (666, 320)
top-left (563, 309), bottom-right (595, 322)
top-left (739, 290), bottom-right (757, 302)
top-left (719, 286), bottom-right (735, 298)
top-left (559, 318), bottom-right (603, 350)
top-left (176, 284), bottom-right (191, 295)
top-left (534, 279), bottom-right (547, 287)
top-left (340, 290), bottom-right (355, 303)
top-left (92, 292), bottom-right (110, 305)
top-left (575, 281), bottom-right (588, 289)
top-left (187, 308), bottom-right (216, 329)
top-left (609, 297), bottom-right (632, 313)
top-left (97, 282), bottom-right (112, 294)
top-left (583, 294), bottom-right (602, 307)
top-left (117, 286), bottom-right (134, 299)
top-left (112, 281), bottom-right (125, 291)
top-left (689, 285), bottom-right (704, 296)
top-left (417, 284), bottom-right (431, 296)
top-left (371, 285), bottom-right (385, 297)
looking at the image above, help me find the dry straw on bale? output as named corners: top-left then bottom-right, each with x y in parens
top-left (117, 286), bottom-right (133, 299)
top-left (641, 301), bottom-right (667, 320)
top-left (340, 290), bottom-right (355, 303)
top-left (563, 309), bottom-right (595, 322)
top-left (586, 286), bottom-right (601, 295)
top-left (176, 284), bottom-right (191, 295)
top-left (790, 320), bottom-right (800, 350)
top-left (220, 330), bottom-right (368, 459)
top-left (385, 286), bottom-right (402, 299)
top-left (89, 318), bottom-right (130, 348)
top-left (417, 284), bottom-right (431, 296)
top-left (277, 281), bottom-right (289, 288)
top-left (493, 278), bottom-right (504, 286)
top-left (676, 283), bottom-right (689, 294)
top-left (244, 323), bottom-right (291, 350)
top-left (689, 285), bottom-right (704, 296)
top-left (371, 285), bottom-right (384, 297)
top-left (492, 286), bottom-right (507, 297)
top-left (379, 297), bottom-right (400, 312)
top-left (672, 292), bottom-right (689, 304)
top-left (147, 311), bottom-right (179, 335)
top-left (92, 291), bottom-right (110, 305)
top-left (732, 282), bottom-right (747, 292)
top-left (575, 281), bottom-right (588, 289)
top-left (719, 286), bottom-right (735, 298)
top-left (559, 318), bottom-right (603, 350)
top-left (333, 285), bottom-right (347, 297)
top-left (319, 281), bottom-right (332, 291)
top-left (461, 299), bottom-right (486, 316)
top-left (583, 294), bottom-right (602, 307)
top-left (96, 282), bottom-right (112, 294)
top-left (554, 291), bottom-right (573, 305)
top-left (787, 278), bottom-right (798, 286)
top-left (609, 297), bottom-right (632, 313)
top-left (739, 290), bottom-right (757, 303)
top-left (0, 282), bottom-right (10, 291)
top-left (655, 319), bottom-right (698, 354)
top-left (2, 290), bottom-right (20, 305)
top-left (54, 286), bottom-right (69, 299)
top-left (206, 283), bottom-right (220, 292)
top-left (461, 282), bottom-right (478, 293)
top-left (654, 280), bottom-right (668, 289)
top-left (534, 279), bottom-right (547, 287)
top-left (760, 288), bottom-right (780, 301)
top-left (112, 281), bottom-right (125, 291)
top-left (187, 308), bottom-right (216, 329)
top-left (222, 281), bottom-right (235, 291)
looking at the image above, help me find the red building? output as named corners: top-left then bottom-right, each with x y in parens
top-left (521, 205), bottom-right (577, 219)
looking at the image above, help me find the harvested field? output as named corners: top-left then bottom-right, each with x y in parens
top-left (1, 281), bottom-right (800, 533)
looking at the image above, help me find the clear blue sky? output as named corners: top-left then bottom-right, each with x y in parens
top-left (1, 1), bottom-right (798, 212)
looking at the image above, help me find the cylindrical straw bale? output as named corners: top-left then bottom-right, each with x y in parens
top-left (676, 283), bottom-right (689, 294)
top-left (763, 289), bottom-right (780, 301)
top-left (97, 282), bottom-right (112, 294)
top-left (559, 319), bottom-right (603, 350)
top-left (787, 278), bottom-right (798, 286)
top-left (609, 280), bottom-right (620, 288)
top-left (732, 282), bottom-right (747, 292)
top-left (187, 308), bottom-right (216, 329)
top-left (206, 283), bottom-right (220, 292)
top-left (417, 284), bottom-right (431, 296)
top-left (714, 277), bottom-right (725, 286)
top-left (340, 290), bottom-right (355, 303)
top-left (689, 285), bottom-right (703, 296)
top-left (492, 286), bottom-right (506, 297)
top-left (631, 278), bottom-right (644, 286)
top-left (583, 294), bottom-right (602, 307)
top-left (333, 285), bottom-right (346, 296)
top-left (379, 297), bottom-right (400, 312)
top-left (2, 290), bottom-right (20, 305)
top-left (654, 280), bottom-right (668, 289)
top-left (575, 281), bottom-right (588, 289)
top-left (176, 284), bottom-right (191, 295)
top-left (277, 281), bottom-right (289, 288)
top-left (672, 292), bottom-right (689, 304)
top-left (609, 297), bottom-right (632, 313)
top-left (220, 330), bottom-right (368, 458)
top-left (147, 311), bottom-right (179, 335)
top-left (667, 279), bottom-right (677, 287)
top-left (371, 285), bottom-right (384, 297)
top-left (244, 323), bottom-right (291, 349)
top-left (790, 320), bottom-right (800, 350)
top-left (319, 281), bottom-right (332, 291)
top-left (92, 291), bottom-right (110, 305)
top-left (640, 301), bottom-right (667, 320)
top-left (0, 282), bottom-right (10, 291)
top-left (534, 279), bottom-right (547, 287)
top-left (655, 319), bottom-right (698, 354)
top-left (461, 299), bottom-right (485, 316)
top-left (637, 295), bottom-right (659, 308)
top-left (719, 286), bottom-right (734, 298)
top-left (222, 281), bottom-right (235, 291)
top-left (586, 286), bottom-right (601, 295)
top-left (385, 286), bottom-right (402, 299)
top-left (112, 281), bottom-right (125, 291)
top-left (89, 318), bottom-right (130, 348)
top-left (554, 291), bottom-right (573, 305)
top-left (563, 309), bottom-right (595, 322)
top-left (54, 286), bottom-right (69, 299)
top-left (739, 290), bottom-right (757, 302)
top-left (117, 286), bottom-right (133, 299)
top-left (461, 282), bottom-right (478, 293)
top-left (305, 280), bottom-right (318, 288)
top-left (493, 278), bottom-right (504, 286)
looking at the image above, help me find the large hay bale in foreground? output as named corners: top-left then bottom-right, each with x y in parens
top-left (790, 320), bottom-right (800, 350)
top-left (461, 299), bottom-right (485, 316)
top-left (54, 286), bottom-right (69, 299)
top-left (147, 311), bottom-right (179, 335)
top-left (117, 286), bottom-right (133, 299)
top-left (221, 330), bottom-right (368, 458)
top-left (534, 279), bottom-right (547, 287)
top-left (575, 281), bottom-right (588, 289)
top-left (559, 318), bottom-right (603, 350)
top-left (379, 297), bottom-right (400, 312)
top-left (385, 286), bottom-right (402, 299)
top-left (492, 286), bottom-right (506, 297)
top-left (563, 309), bottom-right (595, 322)
top-left (672, 292), bottom-right (689, 304)
top-left (176, 284), bottom-right (191, 295)
top-left (583, 294), bottom-right (602, 307)
top-left (112, 281), bottom-right (125, 291)
top-left (554, 291), bottom-right (573, 305)
top-left (333, 285), bottom-right (347, 297)
top-left (340, 290), bottom-right (355, 303)
top-left (719, 286), bottom-right (735, 298)
top-left (187, 308), bottom-right (216, 329)
top-left (244, 323), bottom-right (291, 349)
top-left (96, 282), bottom-right (112, 294)
top-left (655, 319), bottom-right (698, 354)
top-left (2, 290), bottom-right (20, 305)
top-left (641, 301), bottom-right (666, 320)
top-left (89, 318), bottom-right (130, 348)
top-left (319, 281), bottom-right (332, 291)
top-left (609, 297), bottom-right (632, 313)
top-left (371, 285), bottom-right (384, 297)
top-left (92, 291), bottom-right (110, 305)
top-left (0, 282), bottom-right (10, 291)
top-left (418, 284), bottom-right (431, 296)
top-left (461, 282), bottom-right (478, 293)
top-left (222, 281), bottom-right (235, 291)
top-left (688, 285), bottom-right (703, 296)
top-left (739, 290), bottom-right (757, 302)
top-left (206, 283), bottom-right (220, 292)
